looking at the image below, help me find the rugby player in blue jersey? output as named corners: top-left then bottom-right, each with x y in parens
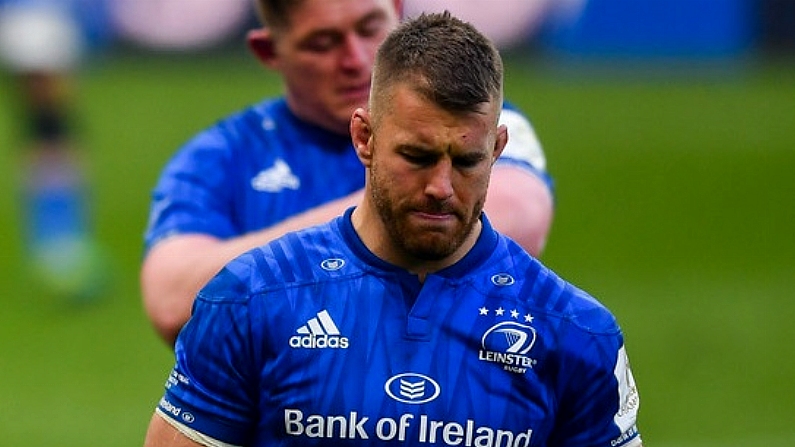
top-left (143, 11), bottom-right (641, 447)
top-left (1, 0), bottom-right (113, 301)
top-left (141, 0), bottom-right (554, 346)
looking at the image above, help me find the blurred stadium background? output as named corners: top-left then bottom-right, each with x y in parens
top-left (1, 0), bottom-right (793, 445)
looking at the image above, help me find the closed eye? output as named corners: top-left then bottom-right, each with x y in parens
top-left (300, 31), bottom-right (341, 53)
top-left (454, 153), bottom-right (487, 169)
top-left (402, 152), bottom-right (436, 167)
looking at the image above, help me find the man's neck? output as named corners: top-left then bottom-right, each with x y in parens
top-left (351, 203), bottom-right (482, 281)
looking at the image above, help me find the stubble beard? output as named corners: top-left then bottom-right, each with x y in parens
top-left (369, 164), bottom-right (484, 262)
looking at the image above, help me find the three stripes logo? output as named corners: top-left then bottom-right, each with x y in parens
top-left (289, 310), bottom-right (349, 349)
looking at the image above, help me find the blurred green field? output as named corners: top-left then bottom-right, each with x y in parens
top-left (1, 49), bottom-right (793, 446)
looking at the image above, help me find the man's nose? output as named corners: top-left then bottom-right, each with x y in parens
top-left (339, 35), bottom-right (370, 71)
top-left (425, 160), bottom-right (454, 201)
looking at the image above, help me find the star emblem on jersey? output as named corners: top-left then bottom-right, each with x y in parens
top-left (478, 307), bottom-right (534, 323)
top-left (251, 158), bottom-right (300, 192)
top-left (478, 309), bottom-right (538, 374)
top-left (289, 310), bottom-right (349, 349)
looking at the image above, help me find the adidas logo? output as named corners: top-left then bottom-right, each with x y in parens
top-left (289, 310), bottom-right (349, 349)
top-left (251, 158), bottom-right (300, 192)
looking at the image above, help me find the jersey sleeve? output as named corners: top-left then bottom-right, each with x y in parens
top-left (143, 126), bottom-right (240, 252)
top-left (497, 104), bottom-right (555, 193)
top-left (155, 265), bottom-right (259, 446)
top-left (549, 321), bottom-right (642, 447)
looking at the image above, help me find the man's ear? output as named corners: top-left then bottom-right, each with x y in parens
top-left (493, 124), bottom-right (508, 163)
top-left (350, 108), bottom-right (374, 166)
top-left (247, 28), bottom-right (278, 68)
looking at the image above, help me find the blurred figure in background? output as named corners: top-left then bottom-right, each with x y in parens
top-left (0, 0), bottom-right (114, 302)
top-left (141, 0), bottom-right (555, 346)
top-left (109, 0), bottom-right (252, 52)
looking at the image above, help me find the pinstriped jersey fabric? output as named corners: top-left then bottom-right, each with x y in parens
top-left (157, 210), bottom-right (641, 447)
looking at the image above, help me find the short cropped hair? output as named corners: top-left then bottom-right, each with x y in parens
top-left (253, 0), bottom-right (305, 30)
top-left (371, 11), bottom-right (503, 118)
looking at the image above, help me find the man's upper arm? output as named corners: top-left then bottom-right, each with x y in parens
top-left (485, 165), bottom-right (553, 256)
top-left (144, 129), bottom-right (238, 254)
top-left (144, 411), bottom-right (205, 447)
top-left (487, 107), bottom-right (554, 256)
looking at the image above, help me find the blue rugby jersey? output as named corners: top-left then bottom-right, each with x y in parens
top-left (156, 209), bottom-right (641, 447)
top-left (143, 98), bottom-right (551, 253)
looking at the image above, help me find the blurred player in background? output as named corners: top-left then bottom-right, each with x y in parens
top-left (142, 0), bottom-right (555, 346)
top-left (0, 0), bottom-right (114, 302)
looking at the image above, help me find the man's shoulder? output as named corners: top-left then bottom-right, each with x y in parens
top-left (210, 96), bottom-right (288, 136)
top-left (208, 219), bottom-right (357, 296)
top-left (487, 237), bottom-right (620, 336)
top-left (166, 97), bottom-right (290, 165)
top-left (196, 96), bottom-right (346, 154)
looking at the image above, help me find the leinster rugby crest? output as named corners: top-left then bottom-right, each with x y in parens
top-left (478, 308), bottom-right (538, 374)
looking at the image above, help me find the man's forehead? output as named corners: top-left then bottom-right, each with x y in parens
top-left (374, 85), bottom-right (496, 151)
top-left (378, 82), bottom-right (498, 124)
top-left (287, 0), bottom-right (394, 28)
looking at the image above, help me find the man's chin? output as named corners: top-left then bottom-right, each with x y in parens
top-left (400, 232), bottom-right (461, 261)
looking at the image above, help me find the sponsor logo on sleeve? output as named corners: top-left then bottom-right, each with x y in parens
top-left (159, 397), bottom-right (195, 425)
top-left (613, 346), bottom-right (640, 433)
